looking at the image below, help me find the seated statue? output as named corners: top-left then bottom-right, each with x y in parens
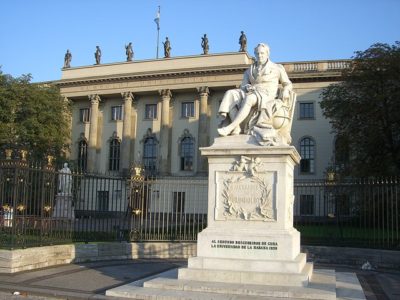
top-left (218, 43), bottom-right (296, 146)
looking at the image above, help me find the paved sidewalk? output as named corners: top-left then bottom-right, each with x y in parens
top-left (0, 259), bottom-right (398, 299)
top-left (0, 259), bottom-right (186, 299)
top-left (319, 263), bottom-right (400, 300)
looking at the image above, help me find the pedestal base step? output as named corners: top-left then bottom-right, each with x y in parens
top-left (188, 253), bottom-right (307, 273)
top-left (107, 269), bottom-right (337, 300)
top-left (108, 286), bottom-right (311, 300)
top-left (178, 262), bottom-right (313, 287)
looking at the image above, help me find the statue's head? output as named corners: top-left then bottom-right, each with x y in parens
top-left (64, 162), bottom-right (68, 168)
top-left (254, 43), bottom-right (270, 64)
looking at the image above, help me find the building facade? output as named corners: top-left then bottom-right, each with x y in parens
top-left (57, 52), bottom-right (349, 179)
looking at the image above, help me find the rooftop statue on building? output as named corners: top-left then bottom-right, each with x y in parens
top-left (163, 37), bottom-right (171, 58)
top-left (239, 31), bottom-right (247, 52)
top-left (64, 49), bottom-right (72, 68)
top-left (201, 34), bottom-right (209, 55)
top-left (217, 43), bottom-right (296, 146)
top-left (94, 46), bottom-right (101, 64)
top-left (125, 42), bottom-right (133, 61)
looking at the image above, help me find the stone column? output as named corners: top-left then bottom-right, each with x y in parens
top-left (159, 89), bottom-right (172, 175)
top-left (197, 86), bottom-right (210, 174)
top-left (130, 97), bottom-right (138, 165)
top-left (88, 94), bottom-right (100, 173)
top-left (63, 96), bottom-right (72, 158)
top-left (121, 92), bottom-right (133, 173)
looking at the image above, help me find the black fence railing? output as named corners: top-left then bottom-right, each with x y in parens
top-left (294, 178), bottom-right (400, 250)
top-left (0, 157), bottom-right (399, 250)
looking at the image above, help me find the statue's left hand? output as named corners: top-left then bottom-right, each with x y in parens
top-left (282, 90), bottom-right (290, 101)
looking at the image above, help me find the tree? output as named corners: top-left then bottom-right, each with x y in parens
top-left (320, 42), bottom-right (400, 176)
top-left (0, 69), bottom-right (71, 161)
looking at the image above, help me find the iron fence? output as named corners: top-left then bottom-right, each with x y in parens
top-left (0, 157), bottom-right (399, 250)
top-left (0, 157), bottom-right (208, 249)
top-left (294, 178), bottom-right (399, 249)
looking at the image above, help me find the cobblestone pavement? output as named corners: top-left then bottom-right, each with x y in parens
top-left (0, 260), bottom-right (398, 299)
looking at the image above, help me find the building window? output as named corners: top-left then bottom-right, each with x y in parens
top-left (145, 104), bottom-right (157, 119)
top-left (111, 106), bottom-right (123, 121)
top-left (109, 138), bottom-right (121, 171)
top-left (97, 191), bottom-right (109, 211)
top-left (173, 192), bottom-right (185, 214)
top-left (299, 102), bottom-right (314, 119)
top-left (300, 195), bottom-right (314, 215)
top-left (143, 137), bottom-right (157, 174)
top-left (77, 140), bottom-right (88, 171)
top-left (79, 108), bottom-right (90, 123)
top-left (181, 102), bottom-right (195, 118)
top-left (300, 137), bottom-right (315, 173)
top-left (180, 137), bottom-right (194, 171)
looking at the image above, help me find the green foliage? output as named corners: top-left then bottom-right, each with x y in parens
top-left (320, 42), bottom-right (400, 176)
top-left (0, 69), bottom-right (71, 160)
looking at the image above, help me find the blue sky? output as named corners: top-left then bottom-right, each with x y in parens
top-left (1, 0), bottom-right (399, 82)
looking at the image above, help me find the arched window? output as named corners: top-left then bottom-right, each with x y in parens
top-left (143, 137), bottom-right (157, 173)
top-left (180, 137), bottom-right (194, 171)
top-left (77, 139), bottom-right (88, 171)
top-left (109, 138), bottom-right (121, 171)
top-left (300, 137), bottom-right (315, 173)
top-left (178, 129), bottom-right (195, 172)
top-left (140, 128), bottom-right (159, 175)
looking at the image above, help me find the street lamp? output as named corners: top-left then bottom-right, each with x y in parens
top-left (129, 163), bottom-right (145, 241)
top-left (326, 167), bottom-right (336, 183)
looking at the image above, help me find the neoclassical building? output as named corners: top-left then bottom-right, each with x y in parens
top-left (56, 52), bottom-right (349, 179)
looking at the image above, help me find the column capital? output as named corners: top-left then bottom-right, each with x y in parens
top-left (88, 94), bottom-right (101, 105)
top-left (121, 91), bottom-right (134, 101)
top-left (159, 89), bottom-right (172, 99)
top-left (197, 86), bottom-right (210, 96)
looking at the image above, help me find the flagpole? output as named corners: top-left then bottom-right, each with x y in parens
top-left (156, 6), bottom-right (160, 59)
top-left (156, 24), bottom-right (160, 59)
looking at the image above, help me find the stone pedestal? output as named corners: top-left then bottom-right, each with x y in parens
top-left (105, 135), bottom-right (365, 299)
top-left (52, 194), bottom-right (75, 219)
top-left (178, 135), bottom-right (312, 286)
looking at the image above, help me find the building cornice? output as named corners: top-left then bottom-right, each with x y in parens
top-left (55, 53), bottom-right (351, 90)
top-left (56, 67), bottom-right (248, 87)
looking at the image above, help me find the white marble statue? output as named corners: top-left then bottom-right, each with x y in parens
top-left (58, 163), bottom-right (72, 195)
top-left (218, 43), bottom-right (296, 146)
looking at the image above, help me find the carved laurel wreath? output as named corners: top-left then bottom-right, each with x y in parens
top-left (222, 175), bottom-right (274, 221)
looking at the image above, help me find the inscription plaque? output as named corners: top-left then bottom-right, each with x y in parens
top-left (211, 239), bottom-right (278, 251)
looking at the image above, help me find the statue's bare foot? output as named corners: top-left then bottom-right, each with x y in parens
top-left (217, 127), bottom-right (231, 136)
